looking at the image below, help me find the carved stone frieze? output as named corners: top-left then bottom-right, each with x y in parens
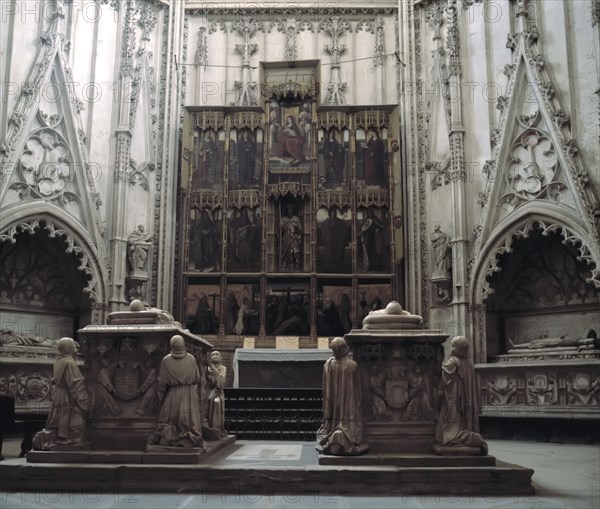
top-left (478, 362), bottom-right (600, 417)
top-left (186, 7), bottom-right (395, 18)
top-left (486, 375), bottom-right (517, 405)
top-left (567, 373), bottom-right (600, 405)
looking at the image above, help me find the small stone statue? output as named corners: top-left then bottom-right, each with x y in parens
top-left (430, 225), bottom-right (452, 278)
top-left (204, 350), bottom-right (227, 439)
top-left (316, 337), bottom-right (369, 456)
top-left (127, 224), bottom-right (153, 274)
top-left (433, 336), bottom-right (488, 456)
top-left (32, 338), bottom-right (89, 451)
top-left (146, 335), bottom-right (204, 450)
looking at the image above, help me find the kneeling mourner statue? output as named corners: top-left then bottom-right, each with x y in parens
top-left (317, 337), bottom-right (369, 456)
top-left (434, 336), bottom-right (488, 456)
top-left (33, 337), bottom-right (89, 450)
top-left (147, 335), bottom-right (205, 450)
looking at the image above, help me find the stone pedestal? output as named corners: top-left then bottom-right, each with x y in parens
top-left (345, 327), bottom-right (448, 453)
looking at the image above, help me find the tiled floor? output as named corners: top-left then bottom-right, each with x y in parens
top-left (1, 436), bottom-right (599, 509)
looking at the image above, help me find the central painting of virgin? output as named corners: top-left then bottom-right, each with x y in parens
top-left (268, 99), bottom-right (312, 184)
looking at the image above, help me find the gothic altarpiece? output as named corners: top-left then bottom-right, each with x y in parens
top-left (180, 91), bottom-right (399, 348)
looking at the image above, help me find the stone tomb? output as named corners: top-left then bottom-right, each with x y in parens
top-left (341, 302), bottom-right (448, 455)
top-left (26, 305), bottom-right (234, 464)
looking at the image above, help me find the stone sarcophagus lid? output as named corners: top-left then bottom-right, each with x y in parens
top-left (78, 304), bottom-right (213, 450)
top-left (345, 302), bottom-right (448, 453)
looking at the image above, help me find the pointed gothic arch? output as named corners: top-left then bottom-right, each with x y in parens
top-left (0, 208), bottom-right (109, 324)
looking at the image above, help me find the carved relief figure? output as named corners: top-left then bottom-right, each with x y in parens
top-left (368, 363), bottom-right (390, 419)
top-left (430, 225), bottom-right (452, 277)
top-left (487, 375), bottom-right (517, 405)
top-left (127, 224), bottom-right (153, 274)
top-left (434, 336), bottom-right (488, 455)
top-left (567, 373), bottom-right (600, 405)
top-left (405, 365), bottom-right (433, 421)
top-left (147, 335), bottom-right (204, 450)
top-left (316, 337), bottom-right (369, 456)
top-left (280, 203), bottom-right (303, 271)
top-left (527, 374), bottom-right (556, 405)
top-left (204, 350), bottom-right (227, 439)
top-left (32, 338), bottom-right (88, 450)
top-left (94, 339), bottom-right (121, 416)
top-left (135, 338), bottom-right (161, 415)
top-left (385, 359), bottom-right (409, 421)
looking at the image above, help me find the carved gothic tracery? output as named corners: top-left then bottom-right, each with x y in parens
top-left (318, 17), bottom-right (352, 105)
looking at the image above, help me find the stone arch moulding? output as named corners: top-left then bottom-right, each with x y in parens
top-left (469, 209), bottom-right (600, 362)
top-left (0, 208), bottom-right (108, 324)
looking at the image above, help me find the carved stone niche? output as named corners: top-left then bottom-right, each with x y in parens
top-left (76, 302), bottom-right (214, 451)
top-left (344, 302), bottom-right (448, 453)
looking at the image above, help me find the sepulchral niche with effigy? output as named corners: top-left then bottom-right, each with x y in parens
top-left (27, 300), bottom-right (235, 464)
